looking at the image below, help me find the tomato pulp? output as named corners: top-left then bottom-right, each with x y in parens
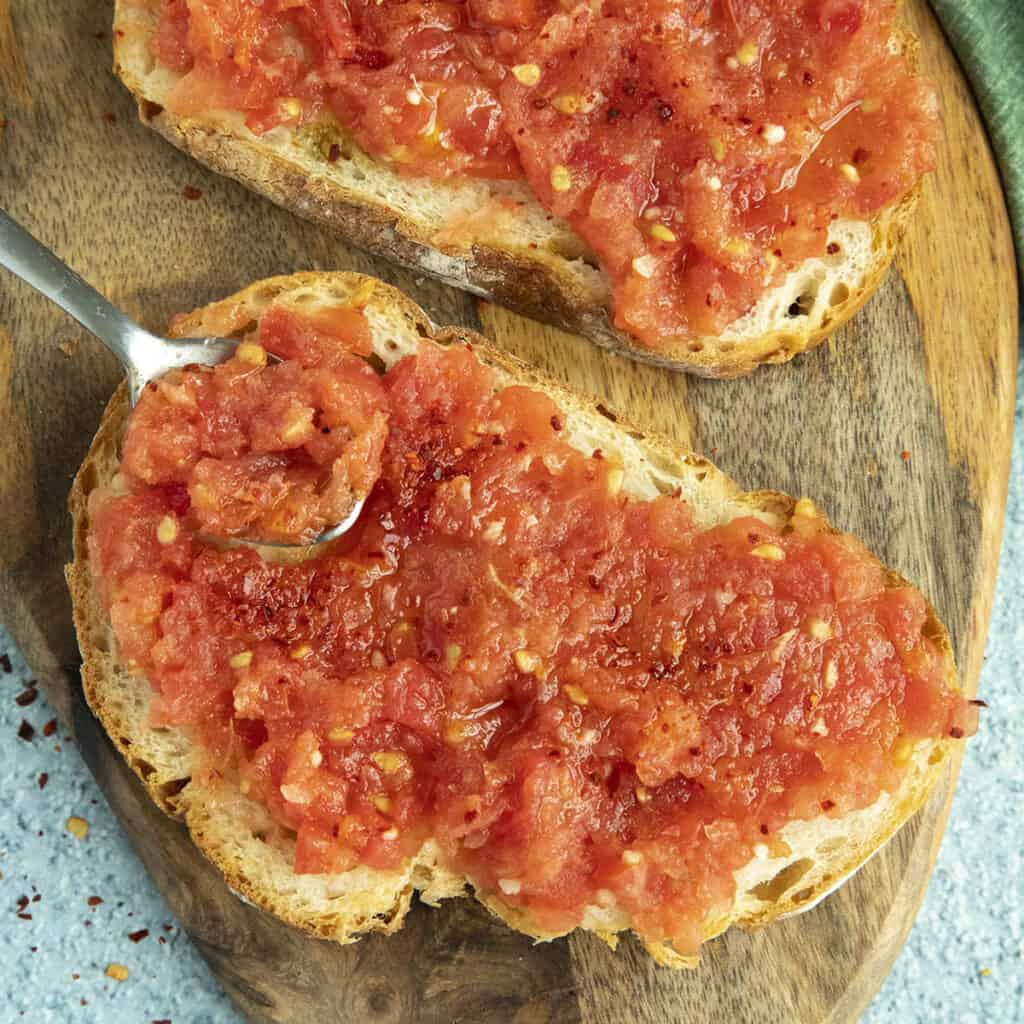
top-left (121, 305), bottom-right (386, 544)
top-left (148, 0), bottom-right (937, 349)
top-left (89, 302), bottom-right (975, 953)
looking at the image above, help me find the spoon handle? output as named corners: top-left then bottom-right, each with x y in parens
top-left (0, 207), bottom-right (150, 374)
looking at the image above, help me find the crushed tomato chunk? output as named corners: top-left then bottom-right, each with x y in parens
top-left (149, 0), bottom-right (938, 347)
top-left (121, 304), bottom-right (386, 544)
top-left (89, 304), bottom-right (975, 953)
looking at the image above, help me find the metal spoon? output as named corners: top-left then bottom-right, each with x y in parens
top-left (0, 208), bottom-right (363, 547)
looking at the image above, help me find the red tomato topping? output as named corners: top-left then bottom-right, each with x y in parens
top-left (149, 0), bottom-right (937, 348)
top-left (121, 306), bottom-right (387, 543)
top-left (90, 305), bottom-right (974, 951)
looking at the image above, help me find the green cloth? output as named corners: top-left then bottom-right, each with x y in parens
top-left (931, 0), bottom-right (1024, 277)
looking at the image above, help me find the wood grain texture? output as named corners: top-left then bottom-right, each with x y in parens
top-left (0, 1), bottom-right (1017, 1022)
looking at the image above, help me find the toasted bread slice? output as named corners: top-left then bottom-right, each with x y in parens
top-left (67, 272), bottom-right (960, 966)
top-left (111, 3), bottom-right (922, 378)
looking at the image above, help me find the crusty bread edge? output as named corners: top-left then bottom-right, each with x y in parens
top-left (111, 6), bottom-right (922, 378)
top-left (67, 272), bottom-right (959, 967)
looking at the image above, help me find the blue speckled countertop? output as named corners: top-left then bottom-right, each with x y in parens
top-left (1, 363), bottom-right (1021, 1022)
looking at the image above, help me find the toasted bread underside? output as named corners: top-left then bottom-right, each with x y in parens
top-left (67, 272), bottom-right (958, 967)
top-left (111, 2), bottom-right (921, 379)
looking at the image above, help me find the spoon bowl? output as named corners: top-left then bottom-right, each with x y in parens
top-left (0, 208), bottom-right (365, 548)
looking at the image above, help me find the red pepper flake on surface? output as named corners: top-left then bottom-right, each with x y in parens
top-left (128, 929), bottom-right (150, 943)
top-left (101, 112), bottom-right (117, 125)
top-left (153, 1019), bottom-right (173, 1023)
top-left (17, 913), bottom-right (32, 921)
top-left (42, 719), bottom-right (57, 737)
top-left (327, 143), bottom-right (341, 163)
top-left (182, 185), bottom-right (202, 200)
top-left (15, 896), bottom-right (29, 913)
top-left (37, 773), bottom-right (48, 790)
top-left (0, 653), bottom-right (11, 672)
top-left (900, 450), bottom-right (911, 461)
top-left (87, 896), bottom-right (103, 907)
top-left (17, 720), bottom-right (34, 742)
top-left (15, 686), bottom-right (37, 707)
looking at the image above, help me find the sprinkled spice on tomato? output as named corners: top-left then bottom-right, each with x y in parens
top-left (89, 304), bottom-right (974, 952)
top-left (149, 0), bottom-right (937, 347)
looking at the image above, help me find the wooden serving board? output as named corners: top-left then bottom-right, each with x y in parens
top-left (0, 1), bottom-right (1017, 1021)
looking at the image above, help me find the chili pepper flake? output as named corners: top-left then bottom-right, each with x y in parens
top-left (42, 719), bottom-right (57, 737)
top-left (0, 653), bottom-right (11, 672)
top-left (17, 720), bottom-right (34, 742)
top-left (182, 185), bottom-right (203, 200)
top-left (15, 686), bottom-right (37, 707)
top-left (900, 450), bottom-right (911, 461)
top-left (37, 773), bottom-right (48, 790)
top-left (101, 112), bottom-right (117, 125)
top-left (87, 896), bottom-right (103, 907)
top-left (128, 929), bottom-right (150, 943)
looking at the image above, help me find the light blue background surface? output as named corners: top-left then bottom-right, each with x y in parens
top-left (0, 363), bottom-right (1020, 1022)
